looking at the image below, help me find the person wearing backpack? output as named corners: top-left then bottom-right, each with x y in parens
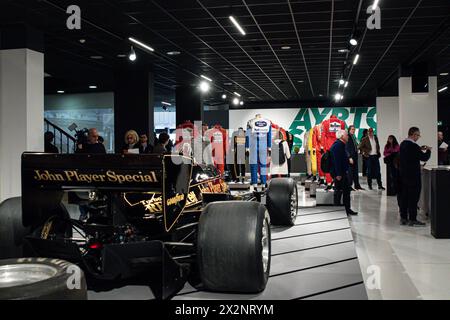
top-left (330, 130), bottom-right (358, 216)
top-left (270, 132), bottom-right (291, 177)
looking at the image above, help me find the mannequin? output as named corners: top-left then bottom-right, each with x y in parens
top-left (313, 124), bottom-right (325, 183)
top-left (233, 127), bottom-right (246, 182)
top-left (175, 120), bottom-right (199, 153)
top-left (307, 127), bottom-right (317, 176)
top-left (321, 115), bottom-right (346, 184)
top-left (205, 124), bottom-right (228, 174)
top-left (304, 130), bottom-right (312, 177)
top-left (246, 114), bottom-right (272, 187)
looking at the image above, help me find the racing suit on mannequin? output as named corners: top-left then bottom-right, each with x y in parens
top-left (271, 123), bottom-right (287, 141)
top-left (313, 124), bottom-right (325, 182)
top-left (322, 115), bottom-right (346, 184)
top-left (307, 128), bottom-right (317, 176)
top-left (232, 128), bottom-right (247, 182)
top-left (174, 121), bottom-right (200, 153)
top-left (246, 115), bottom-right (272, 186)
top-left (304, 130), bottom-right (312, 176)
top-left (205, 124), bottom-right (228, 174)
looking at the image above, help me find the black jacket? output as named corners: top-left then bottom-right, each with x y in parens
top-left (330, 139), bottom-right (349, 178)
top-left (139, 144), bottom-right (153, 154)
top-left (77, 142), bottom-right (106, 154)
top-left (45, 142), bottom-right (59, 154)
top-left (399, 140), bottom-right (431, 186)
top-left (346, 134), bottom-right (358, 159)
top-left (153, 143), bottom-right (167, 154)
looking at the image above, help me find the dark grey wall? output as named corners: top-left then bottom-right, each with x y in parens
top-left (204, 109), bottom-right (229, 128)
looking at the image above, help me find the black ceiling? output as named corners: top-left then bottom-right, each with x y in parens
top-left (1, 0), bottom-right (450, 102)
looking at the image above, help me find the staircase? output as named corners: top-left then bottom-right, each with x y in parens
top-left (44, 119), bottom-right (76, 154)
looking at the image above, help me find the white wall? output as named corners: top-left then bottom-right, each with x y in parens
top-left (0, 49), bottom-right (44, 202)
top-left (376, 96), bottom-right (400, 184)
top-left (399, 77), bottom-right (438, 166)
top-left (229, 109), bottom-right (299, 131)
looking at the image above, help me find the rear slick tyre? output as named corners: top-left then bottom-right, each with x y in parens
top-left (266, 178), bottom-right (298, 226)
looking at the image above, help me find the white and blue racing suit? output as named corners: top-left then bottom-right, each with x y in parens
top-left (246, 118), bottom-right (272, 185)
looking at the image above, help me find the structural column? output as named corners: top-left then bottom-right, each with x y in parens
top-left (376, 96), bottom-right (400, 184)
top-left (114, 68), bottom-right (154, 152)
top-left (176, 85), bottom-right (203, 126)
top-left (0, 26), bottom-right (44, 202)
top-left (399, 76), bottom-right (438, 166)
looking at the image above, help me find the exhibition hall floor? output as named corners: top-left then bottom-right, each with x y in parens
top-left (84, 184), bottom-right (367, 300)
top-left (348, 186), bottom-right (450, 300)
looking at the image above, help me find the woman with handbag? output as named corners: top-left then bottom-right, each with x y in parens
top-left (384, 135), bottom-right (400, 196)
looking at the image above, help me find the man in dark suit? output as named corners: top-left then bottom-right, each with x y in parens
top-left (359, 128), bottom-right (385, 190)
top-left (399, 127), bottom-right (431, 226)
top-left (139, 133), bottom-right (153, 153)
top-left (346, 125), bottom-right (363, 190)
top-left (330, 130), bottom-right (358, 216)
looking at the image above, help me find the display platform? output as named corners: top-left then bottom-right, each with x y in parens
top-left (228, 181), bottom-right (251, 190)
top-left (87, 186), bottom-right (367, 300)
top-left (305, 179), bottom-right (312, 190)
top-left (316, 188), bottom-right (336, 205)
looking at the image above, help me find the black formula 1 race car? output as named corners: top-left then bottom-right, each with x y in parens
top-left (0, 153), bottom-right (298, 299)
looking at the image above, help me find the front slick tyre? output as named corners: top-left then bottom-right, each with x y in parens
top-left (197, 201), bottom-right (271, 293)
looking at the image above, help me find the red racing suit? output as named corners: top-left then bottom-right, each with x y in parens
top-left (205, 125), bottom-right (228, 174)
top-left (321, 115), bottom-right (346, 183)
top-left (174, 121), bottom-right (200, 153)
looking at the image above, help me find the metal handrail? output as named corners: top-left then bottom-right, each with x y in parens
top-left (44, 118), bottom-right (76, 154)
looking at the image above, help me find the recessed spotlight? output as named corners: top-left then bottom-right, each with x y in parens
top-left (161, 101), bottom-right (172, 106)
top-left (339, 79), bottom-right (345, 85)
top-left (232, 97), bottom-right (240, 105)
top-left (318, 94), bottom-right (323, 97)
top-left (338, 49), bottom-right (349, 53)
top-left (439, 86), bottom-right (448, 93)
top-left (233, 92), bottom-right (241, 97)
top-left (240, 101), bottom-right (244, 106)
top-left (281, 46), bottom-right (291, 50)
top-left (117, 54), bottom-right (127, 58)
top-left (129, 46), bottom-right (137, 61)
top-left (201, 75), bottom-right (213, 82)
top-left (57, 90), bottom-right (64, 94)
top-left (334, 93), bottom-right (342, 101)
top-left (222, 94), bottom-right (227, 99)
top-left (353, 54), bottom-right (360, 65)
top-left (344, 81), bottom-right (349, 88)
top-left (89, 85), bottom-right (97, 89)
top-left (440, 72), bottom-right (449, 76)
top-left (90, 55), bottom-right (103, 60)
top-left (199, 81), bottom-right (210, 93)
top-left (350, 38), bottom-right (358, 46)
top-left (79, 39), bottom-right (86, 44)
top-left (167, 51), bottom-right (181, 56)
top-left (297, 80), bottom-right (304, 83)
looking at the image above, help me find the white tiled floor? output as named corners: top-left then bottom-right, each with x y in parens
top-left (347, 185), bottom-right (450, 300)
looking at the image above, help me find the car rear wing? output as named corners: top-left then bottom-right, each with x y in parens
top-left (21, 153), bottom-right (193, 230)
